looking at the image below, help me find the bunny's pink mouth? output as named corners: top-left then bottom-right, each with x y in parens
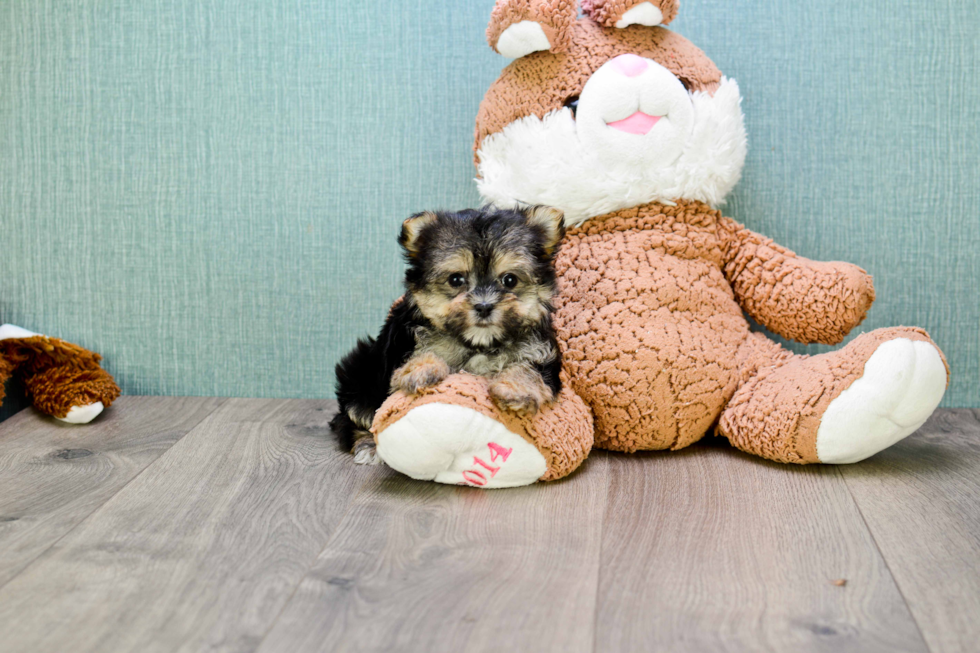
top-left (606, 111), bottom-right (662, 135)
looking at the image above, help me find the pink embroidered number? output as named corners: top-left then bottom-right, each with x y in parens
top-left (487, 442), bottom-right (512, 463)
top-left (472, 457), bottom-right (500, 477)
top-left (461, 442), bottom-right (513, 487)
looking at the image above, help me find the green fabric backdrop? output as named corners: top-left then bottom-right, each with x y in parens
top-left (1, 0), bottom-right (977, 419)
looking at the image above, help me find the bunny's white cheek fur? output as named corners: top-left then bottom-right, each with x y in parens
top-left (476, 76), bottom-right (747, 227)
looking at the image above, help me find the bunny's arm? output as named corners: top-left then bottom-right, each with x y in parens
top-left (718, 217), bottom-right (875, 346)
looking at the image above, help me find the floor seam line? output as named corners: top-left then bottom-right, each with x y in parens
top-left (0, 397), bottom-right (228, 593)
top-left (591, 453), bottom-right (612, 653)
top-left (836, 465), bottom-right (932, 653)
top-left (252, 459), bottom-right (380, 650)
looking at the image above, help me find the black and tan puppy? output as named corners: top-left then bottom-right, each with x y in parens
top-left (331, 205), bottom-right (566, 464)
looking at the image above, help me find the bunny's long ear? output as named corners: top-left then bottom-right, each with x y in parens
top-left (486, 0), bottom-right (577, 59)
top-left (581, 0), bottom-right (679, 29)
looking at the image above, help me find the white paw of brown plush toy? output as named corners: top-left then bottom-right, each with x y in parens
top-left (0, 324), bottom-right (120, 424)
top-left (371, 0), bottom-right (949, 488)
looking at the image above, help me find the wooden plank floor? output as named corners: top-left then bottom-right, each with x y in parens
top-left (0, 398), bottom-right (977, 653)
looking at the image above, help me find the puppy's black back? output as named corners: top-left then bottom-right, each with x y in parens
top-left (330, 299), bottom-right (427, 451)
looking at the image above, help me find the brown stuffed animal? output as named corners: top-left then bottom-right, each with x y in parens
top-left (370, 0), bottom-right (949, 488)
top-left (0, 324), bottom-right (120, 424)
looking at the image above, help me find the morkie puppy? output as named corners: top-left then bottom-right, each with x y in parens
top-left (330, 205), bottom-right (566, 464)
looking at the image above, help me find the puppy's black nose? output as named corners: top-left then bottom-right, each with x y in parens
top-left (473, 302), bottom-right (495, 319)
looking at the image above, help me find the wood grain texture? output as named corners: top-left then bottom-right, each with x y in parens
top-left (2, 399), bottom-right (979, 653)
top-left (0, 396), bottom-right (224, 587)
top-left (0, 398), bottom-right (361, 653)
top-left (841, 409), bottom-right (980, 653)
top-left (594, 443), bottom-right (928, 653)
top-left (257, 455), bottom-right (610, 653)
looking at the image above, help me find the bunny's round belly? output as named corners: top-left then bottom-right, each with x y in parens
top-left (554, 206), bottom-right (750, 452)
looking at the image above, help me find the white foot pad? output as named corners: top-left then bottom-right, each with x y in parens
top-left (817, 339), bottom-right (946, 464)
top-left (57, 402), bottom-right (105, 425)
top-left (375, 403), bottom-right (547, 488)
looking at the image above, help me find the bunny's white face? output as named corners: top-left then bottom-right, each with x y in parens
top-left (476, 56), bottom-right (747, 227)
top-left (577, 54), bottom-right (696, 170)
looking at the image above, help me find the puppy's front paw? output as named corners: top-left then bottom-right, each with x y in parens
top-left (391, 353), bottom-right (451, 395)
top-left (489, 368), bottom-right (552, 417)
top-left (490, 384), bottom-right (540, 416)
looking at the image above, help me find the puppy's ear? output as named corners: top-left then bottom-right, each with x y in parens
top-left (524, 206), bottom-right (566, 256)
top-left (399, 211), bottom-right (438, 257)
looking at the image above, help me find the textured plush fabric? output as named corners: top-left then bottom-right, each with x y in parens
top-left (0, 1), bottom-right (977, 410)
top-left (475, 75), bottom-right (746, 224)
top-left (370, 2), bottom-right (951, 478)
top-left (372, 372), bottom-right (594, 482)
top-left (718, 217), bottom-right (876, 345)
top-left (376, 194), bottom-right (948, 468)
top-left (0, 336), bottom-right (120, 418)
top-left (487, 0), bottom-right (578, 54)
top-left (719, 327), bottom-right (947, 464)
top-left (581, 0), bottom-right (679, 28)
top-left (24, 366), bottom-right (119, 419)
top-left (555, 200), bottom-right (750, 452)
top-left (476, 19), bottom-right (721, 155)
top-left (554, 199), bottom-right (884, 455)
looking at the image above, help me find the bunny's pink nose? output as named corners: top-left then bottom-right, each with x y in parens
top-left (610, 54), bottom-right (648, 77)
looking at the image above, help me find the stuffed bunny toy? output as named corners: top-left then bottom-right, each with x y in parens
top-left (369, 0), bottom-right (948, 487)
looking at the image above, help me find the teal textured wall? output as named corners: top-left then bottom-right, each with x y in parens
top-left (1, 0), bottom-right (978, 411)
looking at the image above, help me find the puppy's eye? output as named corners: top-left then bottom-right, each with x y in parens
top-left (563, 96), bottom-right (579, 117)
top-left (500, 273), bottom-right (519, 289)
top-left (448, 273), bottom-right (466, 288)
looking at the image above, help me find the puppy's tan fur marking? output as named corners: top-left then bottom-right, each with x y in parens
top-left (433, 251), bottom-right (475, 280)
top-left (489, 363), bottom-right (556, 416)
top-left (400, 211), bottom-right (439, 257)
top-left (491, 251), bottom-right (534, 279)
top-left (524, 206), bottom-right (565, 255)
top-left (347, 405), bottom-right (375, 430)
top-left (391, 350), bottom-right (452, 395)
top-left (414, 290), bottom-right (471, 330)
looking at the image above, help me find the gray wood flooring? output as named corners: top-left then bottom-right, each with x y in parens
top-left (0, 397), bottom-right (977, 653)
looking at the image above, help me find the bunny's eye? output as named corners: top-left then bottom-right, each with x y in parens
top-left (563, 96), bottom-right (580, 117)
